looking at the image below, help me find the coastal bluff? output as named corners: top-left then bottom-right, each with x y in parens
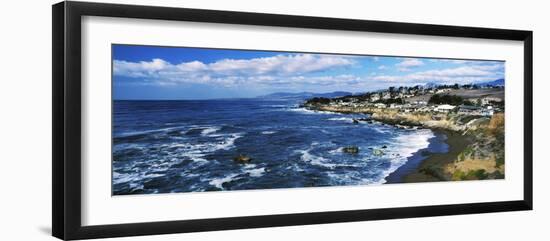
top-left (302, 100), bottom-right (505, 183)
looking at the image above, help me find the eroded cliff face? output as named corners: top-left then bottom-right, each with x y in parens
top-left (445, 113), bottom-right (505, 181)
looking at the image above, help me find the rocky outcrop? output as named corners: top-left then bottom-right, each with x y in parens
top-left (372, 149), bottom-right (384, 156)
top-left (233, 154), bottom-right (252, 164)
top-left (342, 146), bottom-right (359, 154)
top-left (304, 100), bottom-right (505, 182)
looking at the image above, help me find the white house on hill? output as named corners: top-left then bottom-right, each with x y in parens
top-left (435, 104), bottom-right (456, 113)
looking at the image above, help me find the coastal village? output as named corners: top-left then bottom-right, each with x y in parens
top-left (308, 84), bottom-right (503, 118)
top-left (303, 83), bottom-right (505, 183)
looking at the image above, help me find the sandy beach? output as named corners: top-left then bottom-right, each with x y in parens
top-left (400, 129), bottom-right (472, 183)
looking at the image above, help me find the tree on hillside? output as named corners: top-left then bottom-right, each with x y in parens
top-left (428, 94), bottom-right (464, 105)
top-left (376, 98), bottom-right (404, 104)
top-left (305, 97), bottom-right (331, 105)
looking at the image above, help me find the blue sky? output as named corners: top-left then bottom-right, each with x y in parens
top-left (113, 45), bottom-right (504, 100)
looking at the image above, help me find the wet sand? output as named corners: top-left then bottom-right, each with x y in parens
top-left (385, 129), bottom-right (473, 183)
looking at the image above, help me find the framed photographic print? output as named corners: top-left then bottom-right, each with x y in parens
top-left (52, 1), bottom-right (533, 240)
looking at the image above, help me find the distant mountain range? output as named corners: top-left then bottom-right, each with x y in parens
top-left (424, 78), bottom-right (504, 88)
top-left (423, 82), bottom-right (440, 88)
top-left (256, 79), bottom-right (504, 100)
top-left (478, 78), bottom-right (505, 87)
top-left (257, 91), bottom-right (352, 100)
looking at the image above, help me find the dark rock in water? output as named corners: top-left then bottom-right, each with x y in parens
top-left (372, 149), bottom-right (384, 156)
top-left (342, 146), bottom-right (360, 154)
top-left (233, 154), bottom-right (252, 163)
top-left (382, 145), bottom-right (387, 149)
top-left (352, 118), bottom-right (370, 124)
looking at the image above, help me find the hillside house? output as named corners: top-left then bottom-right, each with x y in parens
top-left (374, 103), bottom-right (387, 108)
top-left (457, 105), bottom-right (494, 116)
top-left (370, 93), bottom-right (380, 102)
top-left (481, 97), bottom-right (502, 106)
top-left (435, 104), bottom-right (456, 113)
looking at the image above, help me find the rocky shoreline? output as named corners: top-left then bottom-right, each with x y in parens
top-left (304, 104), bottom-right (466, 131)
top-left (303, 103), bottom-right (505, 182)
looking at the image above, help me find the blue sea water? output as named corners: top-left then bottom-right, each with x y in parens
top-left (112, 99), bottom-right (439, 195)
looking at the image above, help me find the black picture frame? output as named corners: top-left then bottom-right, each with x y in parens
top-left (52, 1), bottom-right (533, 240)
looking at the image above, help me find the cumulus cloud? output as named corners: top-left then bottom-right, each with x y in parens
top-left (435, 59), bottom-right (470, 64)
top-left (113, 53), bottom-right (504, 92)
top-left (371, 63), bottom-right (504, 85)
top-left (429, 59), bottom-right (500, 65)
top-left (395, 58), bottom-right (424, 71)
top-left (114, 54), bottom-right (356, 86)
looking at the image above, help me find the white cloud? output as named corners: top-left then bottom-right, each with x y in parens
top-left (371, 63), bottom-right (504, 85)
top-left (113, 58), bottom-right (170, 78)
top-left (396, 58), bottom-right (424, 67)
top-left (289, 74), bottom-right (361, 85)
top-left (440, 59), bottom-right (470, 64)
top-left (113, 54), bottom-right (504, 92)
top-left (430, 59), bottom-right (501, 65)
top-left (114, 54), bottom-right (356, 86)
top-left (395, 58), bottom-right (424, 71)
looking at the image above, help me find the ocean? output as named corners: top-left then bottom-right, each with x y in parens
top-left (112, 98), bottom-right (445, 195)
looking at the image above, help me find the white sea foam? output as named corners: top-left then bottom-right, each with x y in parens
top-left (161, 133), bottom-right (243, 163)
top-left (297, 149), bottom-right (338, 169)
top-left (245, 167), bottom-right (266, 177)
top-left (180, 173), bottom-right (200, 178)
top-left (216, 133), bottom-right (243, 150)
top-left (209, 173), bottom-right (240, 189)
top-left (372, 126), bottom-right (391, 134)
top-left (112, 172), bottom-right (165, 185)
top-left (243, 164), bottom-right (266, 177)
top-left (287, 107), bottom-right (339, 115)
top-left (117, 126), bottom-right (185, 138)
top-left (285, 163), bottom-right (304, 172)
top-left (114, 129), bottom-right (245, 192)
top-left (144, 173), bottom-right (165, 179)
top-left (378, 129), bottom-right (435, 183)
top-left (112, 172), bottom-right (136, 185)
top-left (392, 129), bottom-right (434, 159)
top-left (201, 126), bottom-right (221, 136)
top-left (262, 104), bottom-right (288, 108)
top-left (327, 117), bottom-right (354, 123)
top-left (207, 164), bottom-right (266, 190)
top-left (129, 182), bottom-right (144, 190)
top-left (328, 147), bottom-right (344, 154)
top-left (146, 160), bottom-right (174, 173)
